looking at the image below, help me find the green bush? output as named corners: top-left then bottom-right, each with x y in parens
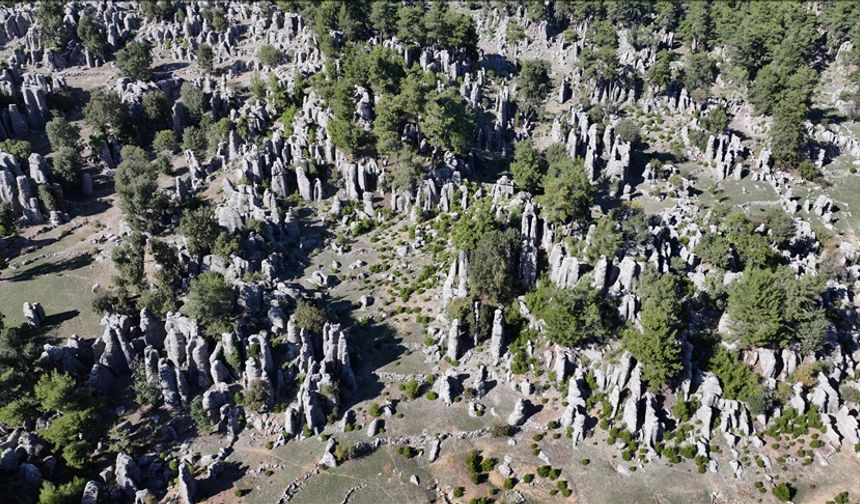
top-left (773, 483), bottom-right (794, 502)
top-left (38, 477), bottom-right (86, 504)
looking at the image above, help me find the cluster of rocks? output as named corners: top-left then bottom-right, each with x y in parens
top-left (550, 110), bottom-right (635, 196)
top-left (0, 430), bottom-right (55, 487)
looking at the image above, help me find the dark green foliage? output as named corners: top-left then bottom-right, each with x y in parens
top-left (587, 214), bottom-right (622, 261)
top-left (683, 52), bottom-right (716, 96)
top-left (142, 238), bottom-right (182, 315)
top-left (294, 299), bottom-right (326, 334)
top-left (111, 231), bottom-right (146, 294)
top-left (189, 397), bottom-right (211, 432)
top-left (370, 1), bottom-right (398, 37)
top-left (143, 91), bottom-right (171, 129)
top-left (420, 88), bottom-right (475, 157)
top-left (245, 379), bottom-right (269, 412)
top-left (180, 82), bottom-right (206, 123)
top-left (710, 209), bottom-right (781, 269)
top-left (761, 207), bottom-right (794, 248)
top-left (257, 44), bottom-right (283, 67)
top-left (343, 45), bottom-right (406, 97)
top-left (372, 68), bottom-right (435, 155)
top-left (328, 80), bottom-right (362, 155)
top-left (396, 6), bottom-right (426, 47)
top-left (537, 155), bottom-right (594, 225)
top-left (615, 118), bottom-right (640, 144)
top-left (140, 0), bottom-right (174, 20)
top-left (509, 139), bottom-right (545, 192)
top-left (680, 1), bottom-right (712, 52)
top-left (727, 267), bottom-right (826, 350)
top-left (0, 139), bottom-right (31, 164)
top-left (693, 332), bottom-right (767, 409)
top-left (465, 449), bottom-right (483, 483)
top-left (131, 360), bottom-right (159, 407)
top-left (0, 202), bottom-right (15, 236)
top-left (214, 232), bottom-right (241, 259)
top-left (116, 41), bottom-right (153, 81)
top-left (76, 13), bottom-right (107, 57)
top-left (114, 146), bottom-right (169, 231)
top-left (184, 272), bottom-right (237, 332)
top-left (36, 1), bottom-right (66, 47)
top-left (773, 483), bottom-right (794, 502)
top-left (468, 228), bottom-right (520, 306)
top-left (197, 43), bottom-right (214, 72)
top-left (51, 147), bottom-right (83, 190)
top-left (181, 126), bottom-right (208, 159)
top-left (153, 129), bottom-right (178, 153)
top-left (180, 206), bottom-right (219, 257)
top-left (35, 372), bottom-right (98, 469)
top-left (525, 281), bottom-right (616, 347)
top-left (84, 90), bottom-right (131, 139)
top-left (311, 2), bottom-right (371, 57)
top-left (402, 379), bottom-right (421, 400)
top-left (203, 6), bottom-right (228, 32)
top-left (695, 232), bottom-right (731, 269)
top-left (385, 148), bottom-right (424, 192)
top-left (46, 117), bottom-right (80, 151)
top-left (624, 269), bottom-right (685, 386)
top-left (451, 198), bottom-right (497, 251)
top-left (701, 105), bottom-right (731, 135)
top-left (517, 59), bottom-right (551, 113)
top-left (38, 477), bottom-right (86, 504)
top-left (578, 20), bottom-right (619, 83)
top-left (646, 49), bottom-right (675, 90)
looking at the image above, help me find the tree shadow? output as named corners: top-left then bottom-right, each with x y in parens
top-left (196, 461), bottom-right (249, 501)
top-left (68, 196), bottom-right (112, 218)
top-left (0, 235), bottom-right (58, 260)
top-left (40, 309), bottom-right (79, 328)
top-left (808, 106), bottom-right (846, 126)
top-left (6, 253), bottom-right (93, 282)
top-left (339, 318), bottom-right (406, 412)
top-left (481, 53), bottom-right (516, 78)
top-left (155, 62), bottom-right (189, 74)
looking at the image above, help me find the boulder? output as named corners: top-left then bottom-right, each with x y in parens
top-left (507, 399), bottom-right (527, 426)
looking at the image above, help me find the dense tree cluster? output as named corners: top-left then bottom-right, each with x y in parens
top-left (526, 281), bottom-right (617, 348)
top-left (623, 269), bottom-right (686, 386)
top-left (727, 267), bottom-right (827, 352)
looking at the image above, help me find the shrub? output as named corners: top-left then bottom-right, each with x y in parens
top-left (615, 118), bottom-right (641, 144)
top-left (402, 379), bottom-right (421, 399)
top-left (480, 456), bottom-right (497, 472)
top-left (197, 43), bottom-right (214, 72)
top-left (465, 450), bottom-right (482, 483)
top-left (294, 299), bottom-right (326, 334)
top-left (257, 44), bottom-right (283, 67)
top-left (38, 477), bottom-right (86, 504)
top-left (116, 41), bottom-right (152, 81)
top-left (395, 445), bottom-right (417, 458)
top-left (181, 125), bottom-right (208, 158)
top-left (0, 139), bottom-right (31, 163)
top-left (153, 129), bottom-right (178, 153)
top-left (368, 403), bottom-right (382, 417)
top-left (840, 384), bottom-right (860, 404)
top-left (773, 483), bottom-right (794, 502)
top-left (183, 272), bottom-right (236, 332)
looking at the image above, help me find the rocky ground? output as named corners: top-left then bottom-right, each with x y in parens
top-left (2, 2), bottom-right (860, 504)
